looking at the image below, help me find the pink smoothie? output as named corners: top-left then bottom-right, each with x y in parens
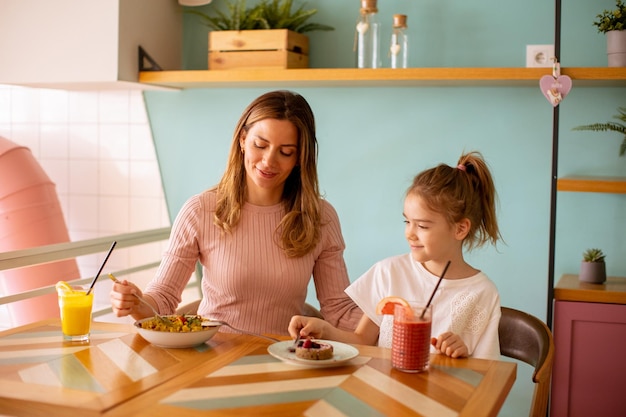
top-left (392, 318), bottom-right (432, 372)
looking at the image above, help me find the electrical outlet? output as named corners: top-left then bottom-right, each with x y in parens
top-left (526, 45), bottom-right (555, 68)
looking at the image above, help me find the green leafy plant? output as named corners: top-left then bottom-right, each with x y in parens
top-left (573, 106), bottom-right (626, 157)
top-left (187, 0), bottom-right (263, 31)
top-left (582, 248), bottom-right (606, 263)
top-left (188, 0), bottom-right (334, 33)
top-left (593, 0), bottom-right (626, 33)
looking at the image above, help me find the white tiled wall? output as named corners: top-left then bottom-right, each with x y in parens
top-left (0, 84), bottom-right (197, 328)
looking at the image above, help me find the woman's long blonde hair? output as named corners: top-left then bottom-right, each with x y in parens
top-left (213, 90), bottom-right (321, 258)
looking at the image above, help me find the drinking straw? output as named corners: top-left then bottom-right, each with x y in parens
top-left (86, 241), bottom-right (117, 295)
top-left (420, 260), bottom-right (451, 319)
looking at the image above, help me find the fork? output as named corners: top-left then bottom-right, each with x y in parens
top-left (288, 333), bottom-right (301, 353)
top-left (203, 319), bottom-right (280, 343)
top-left (108, 274), bottom-right (170, 326)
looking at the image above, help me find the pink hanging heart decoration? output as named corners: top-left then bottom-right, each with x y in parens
top-left (539, 75), bottom-right (572, 107)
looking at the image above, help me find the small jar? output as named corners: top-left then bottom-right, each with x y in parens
top-left (355, 0), bottom-right (381, 68)
top-left (390, 14), bottom-right (408, 68)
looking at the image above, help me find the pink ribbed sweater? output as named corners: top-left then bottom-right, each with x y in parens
top-left (145, 189), bottom-right (362, 335)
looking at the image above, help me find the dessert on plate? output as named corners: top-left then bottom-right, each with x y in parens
top-left (295, 338), bottom-right (334, 360)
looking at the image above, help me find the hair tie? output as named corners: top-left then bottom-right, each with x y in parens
top-left (457, 164), bottom-right (466, 171)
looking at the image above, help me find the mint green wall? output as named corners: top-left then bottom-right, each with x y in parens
top-left (144, 1), bottom-right (625, 415)
top-left (146, 86), bottom-right (556, 310)
top-left (182, 0), bottom-right (554, 69)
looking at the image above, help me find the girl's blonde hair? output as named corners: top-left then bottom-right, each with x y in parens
top-left (407, 151), bottom-right (502, 251)
top-left (213, 90), bottom-right (321, 258)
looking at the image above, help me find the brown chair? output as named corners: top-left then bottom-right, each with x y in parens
top-left (176, 299), bottom-right (201, 315)
top-left (301, 303), bottom-right (324, 319)
top-left (498, 306), bottom-right (555, 417)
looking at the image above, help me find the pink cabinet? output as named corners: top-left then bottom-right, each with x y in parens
top-left (550, 275), bottom-right (626, 417)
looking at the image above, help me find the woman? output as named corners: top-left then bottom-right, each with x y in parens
top-left (110, 90), bottom-right (362, 335)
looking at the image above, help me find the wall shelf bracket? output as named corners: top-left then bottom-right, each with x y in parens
top-left (139, 46), bottom-right (162, 72)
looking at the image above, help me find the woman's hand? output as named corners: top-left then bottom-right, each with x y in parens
top-left (109, 279), bottom-right (150, 319)
top-left (431, 332), bottom-right (469, 358)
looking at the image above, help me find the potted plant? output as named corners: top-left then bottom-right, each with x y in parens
top-left (188, 0), bottom-right (334, 70)
top-left (188, 0), bottom-right (333, 32)
top-left (572, 106), bottom-right (626, 158)
top-left (579, 248), bottom-right (607, 284)
top-left (593, 0), bottom-right (626, 66)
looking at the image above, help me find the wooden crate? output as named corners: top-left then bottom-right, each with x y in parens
top-left (208, 29), bottom-right (309, 70)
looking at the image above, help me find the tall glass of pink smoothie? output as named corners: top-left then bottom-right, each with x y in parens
top-left (392, 303), bottom-right (432, 372)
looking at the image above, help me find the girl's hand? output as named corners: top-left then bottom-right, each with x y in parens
top-left (431, 332), bottom-right (469, 358)
top-left (288, 315), bottom-right (328, 340)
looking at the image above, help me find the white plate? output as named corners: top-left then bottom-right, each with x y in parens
top-left (267, 340), bottom-right (359, 367)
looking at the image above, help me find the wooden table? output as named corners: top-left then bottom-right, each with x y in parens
top-left (0, 319), bottom-right (516, 417)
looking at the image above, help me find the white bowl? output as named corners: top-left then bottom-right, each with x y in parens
top-left (134, 315), bottom-right (220, 348)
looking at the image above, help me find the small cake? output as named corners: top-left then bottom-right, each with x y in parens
top-left (295, 338), bottom-right (334, 360)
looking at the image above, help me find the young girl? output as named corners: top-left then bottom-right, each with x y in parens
top-left (288, 151), bottom-right (503, 360)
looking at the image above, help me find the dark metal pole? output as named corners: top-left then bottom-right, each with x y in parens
top-left (547, 0), bottom-right (562, 330)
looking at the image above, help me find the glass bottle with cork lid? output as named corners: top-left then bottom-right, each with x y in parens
top-left (355, 0), bottom-right (381, 68)
top-left (390, 14), bottom-right (408, 68)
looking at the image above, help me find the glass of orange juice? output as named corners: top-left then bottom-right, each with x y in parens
top-left (56, 281), bottom-right (94, 342)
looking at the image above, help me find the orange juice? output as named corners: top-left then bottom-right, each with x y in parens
top-left (58, 288), bottom-right (93, 342)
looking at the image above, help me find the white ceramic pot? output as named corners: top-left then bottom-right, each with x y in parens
top-left (607, 30), bottom-right (626, 67)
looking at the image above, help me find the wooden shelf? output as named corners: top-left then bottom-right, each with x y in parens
top-left (561, 67), bottom-right (626, 85)
top-left (557, 176), bottom-right (626, 193)
top-left (138, 67), bottom-right (626, 89)
top-left (555, 274), bottom-right (626, 304)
